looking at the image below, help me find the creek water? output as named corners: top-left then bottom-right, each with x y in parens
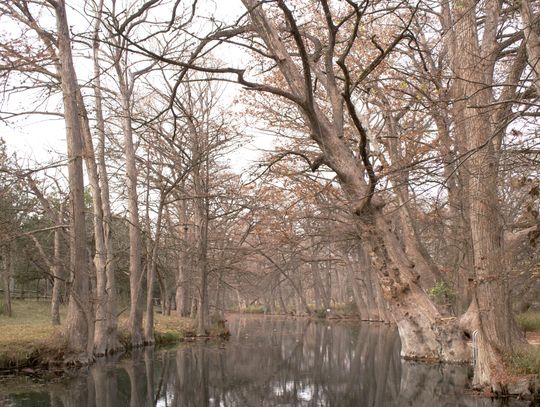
top-left (0, 315), bottom-right (534, 406)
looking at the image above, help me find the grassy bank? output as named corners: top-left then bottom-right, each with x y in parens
top-left (505, 311), bottom-right (540, 376)
top-left (0, 299), bottom-right (225, 373)
top-left (0, 300), bottom-right (66, 372)
top-left (516, 311), bottom-right (540, 333)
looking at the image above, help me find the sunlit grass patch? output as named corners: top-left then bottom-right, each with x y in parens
top-left (516, 312), bottom-right (540, 332)
top-left (0, 300), bottom-right (64, 344)
top-left (0, 301), bottom-right (225, 370)
top-left (154, 313), bottom-right (196, 337)
top-left (0, 300), bottom-right (68, 370)
top-left (239, 305), bottom-right (266, 314)
top-left (118, 311), bottom-right (197, 347)
top-left (507, 346), bottom-right (540, 375)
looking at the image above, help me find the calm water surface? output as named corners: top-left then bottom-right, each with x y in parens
top-left (0, 315), bottom-right (534, 406)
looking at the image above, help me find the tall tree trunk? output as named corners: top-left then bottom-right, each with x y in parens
top-left (194, 185), bottom-right (209, 336)
top-left (91, 0), bottom-right (121, 356)
top-left (144, 200), bottom-right (164, 344)
top-left (187, 117), bottom-right (210, 336)
top-left (434, 113), bottom-right (474, 314)
top-left (521, 0), bottom-right (540, 95)
top-left (450, 0), bottom-right (527, 388)
top-left (113, 58), bottom-right (143, 347)
top-left (175, 260), bottom-right (190, 317)
top-left (51, 207), bottom-right (63, 325)
top-left (311, 256), bottom-right (330, 309)
top-left (343, 256), bottom-right (368, 320)
top-left (53, 0), bottom-right (92, 359)
top-left (240, 0), bottom-right (469, 362)
top-left (384, 112), bottom-right (443, 291)
top-left (175, 195), bottom-right (190, 317)
top-left (2, 243), bottom-right (13, 317)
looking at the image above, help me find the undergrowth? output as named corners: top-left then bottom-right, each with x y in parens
top-left (516, 312), bottom-right (540, 332)
top-left (507, 347), bottom-right (540, 375)
top-left (0, 300), bottom-right (227, 371)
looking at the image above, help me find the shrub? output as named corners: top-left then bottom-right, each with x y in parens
top-left (331, 301), bottom-right (357, 315)
top-left (507, 347), bottom-right (540, 375)
top-left (242, 305), bottom-right (265, 314)
top-left (428, 280), bottom-right (455, 305)
top-left (314, 309), bottom-right (327, 319)
top-left (155, 331), bottom-right (182, 345)
top-left (208, 319), bottom-right (230, 338)
top-left (515, 312), bottom-right (540, 332)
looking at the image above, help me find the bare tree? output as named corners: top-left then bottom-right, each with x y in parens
top-left (521, 0), bottom-right (540, 95)
top-left (50, 0), bottom-right (93, 358)
top-left (234, 0), bottom-right (468, 362)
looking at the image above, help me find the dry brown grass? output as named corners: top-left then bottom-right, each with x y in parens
top-left (0, 300), bottom-right (202, 370)
top-left (0, 300), bottom-right (65, 340)
top-left (154, 313), bottom-right (196, 336)
top-left (0, 300), bottom-right (68, 370)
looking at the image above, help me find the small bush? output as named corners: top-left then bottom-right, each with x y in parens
top-left (507, 347), bottom-right (540, 375)
top-left (117, 326), bottom-right (132, 349)
top-left (242, 305), bottom-right (265, 314)
top-left (314, 309), bottom-right (327, 319)
top-left (331, 301), bottom-right (357, 315)
top-left (428, 280), bottom-right (455, 305)
top-left (208, 319), bottom-right (230, 338)
top-left (155, 331), bottom-right (182, 345)
top-left (516, 312), bottom-right (540, 332)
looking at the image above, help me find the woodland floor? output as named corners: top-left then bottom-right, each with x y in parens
top-left (2, 300), bottom-right (540, 380)
top-left (0, 299), bottom-right (203, 374)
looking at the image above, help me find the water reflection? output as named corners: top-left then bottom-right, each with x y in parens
top-left (0, 315), bottom-right (534, 406)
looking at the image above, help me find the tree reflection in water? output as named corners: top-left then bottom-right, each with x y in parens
top-left (0, 315), bottom-right (532, 406)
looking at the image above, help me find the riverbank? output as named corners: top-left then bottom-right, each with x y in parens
top-left (233, 304), bottom-right (390, 322)
top-left (0, 300), bottom-right (228, 375)
top-left (3, 314), bottom-right (533, 407)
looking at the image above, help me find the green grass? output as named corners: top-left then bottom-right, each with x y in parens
top-left (208, 319), bottom-right (231, 338)
top-left (0, 300), bottom-right (226, 371)
top-left (504, 309), bottom-right (540, 375)
top-left (0, 300), bottom-right (67, 370)
top-left (331, 301), bottom-right (358, 316)
top-left (507, 347), bottom-right (540, 375)
top-left (515, 311), bottom-right (540, 332)
top-left (239, 305), bottom-right (266, 314)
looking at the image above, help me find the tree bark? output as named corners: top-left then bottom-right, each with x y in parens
top-left (53, 0), bottom-right (92, 359)
top-left (91, 0), bottom-right (121, 356)
top-left (186, 114), bottom-right (210, 335)
top-left (450, 0), bottom-right (528, 387)
top-left (240, 0), bottom-right (469, 362)
top-left (175, 196), bottom-right (191, 317)
top-left (113, 57), bottom-right (144, 347)
top-left (521, 0), bottom-right (540, 96)
top-left (2, 243), bottom-right (13, 317)
top-left (51, 207), bottom-right (63, 325)
top-left (384, 112), bottom-right (443, 291)
top-left (144, 200), bottom-right (164, 344)
top-left (194, 153), bottom-right (209, 336)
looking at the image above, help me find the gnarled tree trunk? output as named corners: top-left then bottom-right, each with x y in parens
top-left (449, 0), bottom-right (528, 388)
top-left (240, 0), bottom-right (469, 363)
